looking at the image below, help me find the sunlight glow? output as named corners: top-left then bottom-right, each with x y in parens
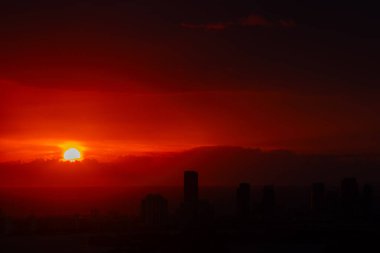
top-left (63, 148), bottom-right (81, 162)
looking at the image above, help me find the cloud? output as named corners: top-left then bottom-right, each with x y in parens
top-left (180, 13), bottom-right (296, 31)
top-left (0, 147), bottom-right (379, 187)
top-left (180, 22), bottom-right (229, 31)
top-left (240, 14), bottom-right (296, 28)
top-left (240, 14), bottom-right (273, 27)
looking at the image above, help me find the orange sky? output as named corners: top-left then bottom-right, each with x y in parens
top-left (1, 1), bottom-right (380, 161)
top-left (2, 81), bottom-right (380, 162)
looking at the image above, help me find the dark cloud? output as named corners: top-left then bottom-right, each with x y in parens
top-left (181, 13), bottom-right (296, 31)
top-left (1, 147), bottom-right (380, 186)
top-left (240, 14), bottom-right (274, 27)
top-left (180, 22), bottom-right (229, 31)
top-left (240, 14), bottom-right (296, 28)
top-left (0, 0), bottom-right (379, 94)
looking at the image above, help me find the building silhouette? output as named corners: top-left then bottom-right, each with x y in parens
top-left (197, 200), bottom-right (215, 224)
top-left (261, 185), bottom-right (275, 215)
top-left (341, 177), bottom-right (359, 216)
top-left (184, 170), bottom-right (199, 204)
top-left (236, 183), bottom-right (251, 218)
top-left (311, 182), bottom-right (325, 213)
top-left (362, 183), bottom-right (374, 217)
top-left (0, 209), bottom-right (5, 234)
top-left (141, 194), bottom-right (168, 226)
top-left (178, 171), bottom-right (200, 223)
top-left (326, 189), bottom-right (339, 217)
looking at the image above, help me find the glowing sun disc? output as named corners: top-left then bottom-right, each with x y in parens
top-left (63, 148), bottom-right (81, 161)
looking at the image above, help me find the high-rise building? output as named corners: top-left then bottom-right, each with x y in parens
top-left (311, 182), bottom-right (325, 212)
top-left (184, 170), bottom-right (199, 204)
top-left (197, 199), bottom-right (215, 223)
top-left (0, 209), bottom-right (5, 234)
top-left (261, 185), bottom-right (275, 214)
top-left (236, 183), bottom-right (251, 218)
top-left (362, 183), bottom-right (373, 216)
top-left (341, 177), bottom-right (359, 217)
top-left (141, 194), bottom-right (169, 226)
top-left (326, 190), bottom-right (339, 216)
top-left (341, 178), bottom-right (359, 204)
top-left (178, 170), bottom-right (200, 224)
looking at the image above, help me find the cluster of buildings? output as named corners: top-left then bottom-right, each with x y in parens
top-left (0, 170), bottom-right (376, 234)
top-left (140, 171), bottom-right (375, 227)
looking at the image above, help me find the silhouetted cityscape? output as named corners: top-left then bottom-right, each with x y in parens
top-left (2, 0), bottom-right (380, 252)
top-left (1, 170), bottom-right (379, 252)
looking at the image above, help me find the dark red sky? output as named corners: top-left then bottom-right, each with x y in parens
top-left (1, 0), bottom-right (380, 161)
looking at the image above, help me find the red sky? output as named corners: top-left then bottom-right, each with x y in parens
top-left (1, 1), bottom-right (380, 161)
top-left (2, 81), bottom-right (380, 162)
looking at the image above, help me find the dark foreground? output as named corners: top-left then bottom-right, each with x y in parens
top-left (1, 173), bottom-right (379, 252)
top-left (1, 216), bottom-right (379, 253)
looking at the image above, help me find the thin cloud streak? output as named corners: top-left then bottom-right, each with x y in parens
top-left (181, 13), bottom-right (296, 30)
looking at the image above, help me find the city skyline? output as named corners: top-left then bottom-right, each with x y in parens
top-left (1, 1), bottom-right (380, 251)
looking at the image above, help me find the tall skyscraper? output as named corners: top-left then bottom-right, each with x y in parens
top-left (362, 183), bottom-right (373, 216)
top-left (326, 190), bottom-right (339, 216)
top-left (341, 178), bottom-right (359, 204)
top-left (0, 209), bottom-right (5, 234)
top-left (178, 170), bottom-right (200, 223)
top-left (261, 185), bottom-right (275, 214)
top-left (184, 170), bottom-right (199, 204)
top-left (236, 183), bottom-right (251, 218)
top-left (141, 194), bottom-right (169, 226)
top-left (341, 177), bottom-right (359, 217)
top-left (311, 182), bottom-right (325, 212)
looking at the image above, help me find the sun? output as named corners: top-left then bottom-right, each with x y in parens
top-left (63, 148), bottom-right (82, 162)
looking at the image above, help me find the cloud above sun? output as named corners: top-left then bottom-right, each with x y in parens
top-left (180, 13), bottom-right (296, 31)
